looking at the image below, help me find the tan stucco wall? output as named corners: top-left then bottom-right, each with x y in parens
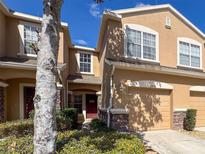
top-left (6, 78), bottom-right (35, 121)
top-left (112, 69), bottom-right (205, 128)
top-left (4, 16), bottom-right (67, 64)
top-left (113, 69), bottom-right (205, 109)
top-left (68, 83), bottom-right (101, 92)
top-left (103, 9), bottom-right (205, 71)
top-left (0, 11), bottom-right (6, 57)
top-left (68, 48), bottom-right (100, 77)
top-left (0, 68), bottom-right (36, 80)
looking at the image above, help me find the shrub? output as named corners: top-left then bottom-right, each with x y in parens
top-left (56, 111), bottom-right (71, 131)
top-left (0, 120), bottom-right (33, 138)
top-left (90, 118), bottom-right (111, 132)
top-left (29, 110), bottom-right (35, 119)
top-left (184, 109), bottom-right (197, 131)
top-left (62, 108), bottom-right (78, 129)
top-left (0, 130), bottom-right (145, 154)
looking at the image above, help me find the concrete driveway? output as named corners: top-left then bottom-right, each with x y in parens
top-left (143, 130), bottom-right (205, 154)
top-left (195, 127), bottom-right (205, 132)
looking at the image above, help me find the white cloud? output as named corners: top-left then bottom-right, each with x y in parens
top-left (89, 3), bottom-right (102, 18)
top-left (135, 2), bottom-right (151, 8)
top-left (75, 40), bottom-right (88, 46)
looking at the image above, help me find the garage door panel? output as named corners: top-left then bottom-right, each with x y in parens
top-left (128, 89), bottom-right (171, 131)
top-left (189, 92), bottom-right (205, 127)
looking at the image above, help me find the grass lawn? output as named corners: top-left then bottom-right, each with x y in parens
top-left (179, 130), bottom-right (205, 140)
top-left (0, 120), bottom-right (146, 154)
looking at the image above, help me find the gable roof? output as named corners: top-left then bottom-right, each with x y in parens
top-left (96, 4), bottom-right (205, 51)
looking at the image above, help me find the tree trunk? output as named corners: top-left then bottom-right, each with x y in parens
top-left (33, 0), bottom-right (62, 153)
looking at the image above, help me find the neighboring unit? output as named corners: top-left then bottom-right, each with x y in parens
top-left (1, 2), bottom-right (205, 132)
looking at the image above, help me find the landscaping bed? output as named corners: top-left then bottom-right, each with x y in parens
top-left (0, 118), bottom-right (145, 154)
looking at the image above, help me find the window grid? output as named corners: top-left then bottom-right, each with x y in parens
top-left (179, 41), bottom-right (200, 68)
top-left (24, 25), bottom-right (40, 55)
top-left (79, 53), bottom-right (91, 73)
top-left (126, 28), bottom-right (157, 61)
top-left (73, 95), bottom-right (82, 114)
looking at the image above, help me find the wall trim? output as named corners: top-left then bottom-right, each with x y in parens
top-left (125, 80), bottom-right (173, 90)
top-left (19, 83), bottom-right (35, 120)
top-left (0, 82), bottom-right (8, 87)
top-left (110, 108), bottom-right (129, 114)
top-left (190, 86), bottom-right (205, 92)
top-left (174, 108), bottom-right (187, 112)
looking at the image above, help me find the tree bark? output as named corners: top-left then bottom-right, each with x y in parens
top-left (33, 0), bottom-right (62, 153)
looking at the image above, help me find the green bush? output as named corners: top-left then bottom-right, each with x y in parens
top-left (62, 108), bottom-right (78, 129)
top-left (184, 109), bottom-right (197, 131)
top-left (56, 111), bottom-right (71, 131)
top-left (0, 120), bottom-right (33, 138)
top-left (90, 118), bottom-right (111, 132)
top-left (0, 130), bottom-right (145, 154)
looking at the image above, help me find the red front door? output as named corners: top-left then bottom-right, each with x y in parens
top-left (24, 86), bottom-right (35, 119)
top-left (86, 94), bottom-right (97, 119)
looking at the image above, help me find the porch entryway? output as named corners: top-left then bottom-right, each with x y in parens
top-left (86, 94), bottom-right (97, 119)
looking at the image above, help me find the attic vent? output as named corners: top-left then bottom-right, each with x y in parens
top-left (165, 17), bottom-right (171, 29)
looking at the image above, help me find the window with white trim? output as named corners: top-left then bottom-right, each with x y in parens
top-left (179, 40), bottom-right (201, 68)
top-left (79, 52), bottom-right (92, 73)
top-left (126, 25), bottom-right (158, 61)
top-left (24, 25), bottom-right (40, 55)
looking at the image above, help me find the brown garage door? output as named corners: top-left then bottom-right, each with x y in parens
top-left (190, 92), bottom-right (205, 127)
top-left (128, 88), bottom-right (171, 131)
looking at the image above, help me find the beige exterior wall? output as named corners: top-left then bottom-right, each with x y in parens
top-left (103, 9), bottom-right (205, 71)
top-left (6, 78), bottom-right (35, 120)
top-left (113, 69), bottom-right (205, 129)
top-left (68, 48), bottom-right (100, 77)
top-left (0, 11), bottom-right (6, 57)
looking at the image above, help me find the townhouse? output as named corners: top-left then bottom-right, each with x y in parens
top-left (1, 1), bottom-right (205, 132)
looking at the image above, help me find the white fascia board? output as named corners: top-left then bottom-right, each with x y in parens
top-left (72, 45), bottom-right (96, 52)
top-left (11, 12), bottom-right (68, 27)
top-left (0, 81), bottom-right (8, 87)
top-left (190, 86), bottom-right (205, 92)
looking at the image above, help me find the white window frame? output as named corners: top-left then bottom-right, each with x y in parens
top-left (18, 21), bottom-right (41, 58)
top-left (124, 24), bottom-right (160, 63)
top-left (76, 51), bottom-right (93, 74)
top-left (177, 37), bottom-right (202, 70)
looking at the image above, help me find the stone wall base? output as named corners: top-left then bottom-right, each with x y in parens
top-left (173, 111), bottom-right (186, 129)
top-left (110, 113), bottom-right (129, 132)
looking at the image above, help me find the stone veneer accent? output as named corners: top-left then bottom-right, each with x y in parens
top-left (110, 113), bottom-right (129, 132)
top-left (0, 87), bottom-right (4, 122)
top-left (173, 111), bottom-right (187, 129)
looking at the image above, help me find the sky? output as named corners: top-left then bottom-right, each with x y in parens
top-left (3, 0), bottom-right (205, 48)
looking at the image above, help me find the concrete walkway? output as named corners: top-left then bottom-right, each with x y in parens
top-left (195, 127), bottom-right (205, 132)
top-left (143, 130), bottom-right (205, 154)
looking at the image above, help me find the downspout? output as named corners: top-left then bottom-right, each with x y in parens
top-left (105, 59), bottom-right (115, 127)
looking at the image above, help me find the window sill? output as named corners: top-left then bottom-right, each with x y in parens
top-left (80, 72), bottom-right (95, 75)
top-left (17, 53), bottom-right (37, 58)
top-left (125, 56), bottom-right (160, 65)
top-left (177, 65), bottom-right (203, 71)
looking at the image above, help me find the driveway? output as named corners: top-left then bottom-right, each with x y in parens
top-left (143, 130), bottom-right (205, 154)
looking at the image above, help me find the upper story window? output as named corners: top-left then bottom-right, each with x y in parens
top-left (178, 38), bottom-right (202, 69)
top-left (77, 51), bottom-right (93, 74)
top-left (125, 24), bottom-right (159, 62)
top-left (24, 25), bottom-right (40, 55)
top-left (18, 22), bottom-right (41, 57)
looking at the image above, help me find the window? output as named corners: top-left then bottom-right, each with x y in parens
top-left (178, 38), bottom-right (201, 68)
top-left (125, 24), bottom-right (158, 61)
top-left (73, 95), bottom-right (82, 114)
top-left (24, 25), bottom-right (40, 55)
top-left (79, 52), bottom-right (92, 73)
